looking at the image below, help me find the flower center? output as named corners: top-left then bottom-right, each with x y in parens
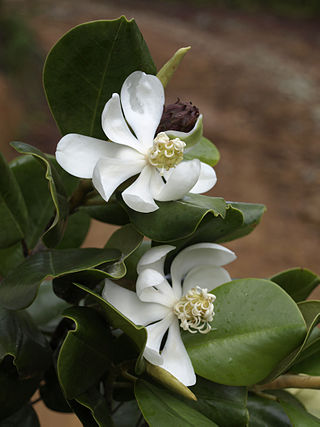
top-left (173, 286), bottom-right (216, 334)
top-left (148, 132), bottom-right (186, 173)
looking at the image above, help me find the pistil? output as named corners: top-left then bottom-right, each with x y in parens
top-left (148, 132), bottom-right (185, 174)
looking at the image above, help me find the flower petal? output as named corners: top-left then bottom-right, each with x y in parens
top-left (189, 162), bottom-right (217, 194)
top-left (143, 313), bottom-right (175, 365)
top-left (120, 71), bottom-right (164, 147)
top-left (137, 245), bottom-right (175, 275)
top-left (153, 160), bottom-right (201, 202)
top-left (161, 319), bottom-right (196, 386)
top-left (166, 114), bottom-right (203, 141)
top-left (92, 154), bottom-right (144, 202)
top-left (183, 265), bottom-right (231, 295)
top-left (122, 165), bottom-right (159, 213)
top-left (170, 243), bottom-right (236, 298)
top-left (136, 268), bottom-right (176, 307)
top-left (101, 93), bottom-right (145, 153)
top-left (102, 279), bottom-right (169, 325)
top-left (56, 133), bottom-right (113, 178)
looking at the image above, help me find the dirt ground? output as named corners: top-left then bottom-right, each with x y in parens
top-left (1, 1), bottom-right (319, 425)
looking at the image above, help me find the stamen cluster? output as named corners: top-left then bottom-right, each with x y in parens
top-left (174, 286), bottom-right (216, 334)
top-left (148, 132), bottom-right (186, 173)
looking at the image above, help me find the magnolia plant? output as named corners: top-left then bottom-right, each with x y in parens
top-left (0, 17), bottom-right (319, 427)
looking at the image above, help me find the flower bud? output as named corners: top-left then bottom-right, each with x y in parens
top-left (157, 99), bottom-right (200, 133)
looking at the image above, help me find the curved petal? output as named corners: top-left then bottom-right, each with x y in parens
top-left (122, 165), bottom-right (159, 213)
top-left (102, 279), bottom-right (169, 326)
top-left (143, 313), bottom-right (175, 365)
top-left (136, 268), bottom-right (176, 307)
top-left (137, 245), bottom-right (175, 275)
top-left (56, 133), bottom-right (112, 178)
top-left (183, 265), bottom-right (231, 295)
top-left (120, 71), bottom-right (164, 147)
top-left (170, 243), bottom-right (236, 298)
top-left (189, 162), bottom-right (217, 194)
top-left (101, 93), bottom-right (145, 153)
top-left (92, 155), bottom-right (144, 202)
top-left (166, 114), bottom-right (203, 141)
top-left (161, 319), bottom-right (196, 386)
top-left (153, 160), bottom-right (201, 202)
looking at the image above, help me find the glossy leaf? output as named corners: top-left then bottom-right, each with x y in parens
top-left (0, 152), bottom-right (28, 248)
top-left (135, 380), bottom-right (217, 426)
top-left (0, 247), bottom-right (120, 310)
top-left (74, 284), bottom-right (147, 372)
top-left (0, 308), bottom-right (51, 377)
top-left (270, 267), bottom-right (320, 302)
top-left (10, 154), bottom-right (55, 249)
top-left (184, 136), bottom-right (220, 167)
top-left (247, 392), bottom-right (291, 427)
top-left (188, 377), bottom-right (248, 427)
top-left (0, 242), bottom-right (23, 278)
top-left (44, 17), bottom-right (156, 139)
top-left (0, 403), bottom-right (40, 426)
top-left (10, 141), bottom-right (70, 247)
top-left (123, 194), bottom-right (227, 242)
top-left (112, 400), bottom-right (141, 427)
top-left (74, 386), bottom-right (113, 426)
top-left (184, 279), bottom-right (306, 386)
top-left (104, 224), bottom-right (143, 277)
top-left (81, 197), bottom-right (129, 225)
top-left (58, 306), bottom-right (112, 400)
top-left (40, 366), bottom-right (71, 413)
top-left (26, 280), bottom-right (70, 333)
top-left (261, 300), bottom-right (320, 383)
top-left (56, 211), bottom-right (91, 249)
top-left (290, 340), bottom-right (320, 375)
top-left (0, 356), bottom-right (40, 421)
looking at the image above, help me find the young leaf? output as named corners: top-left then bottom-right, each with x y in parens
top-left (0, 247), bottom-right (120, 310)
top-left (43, 17), bottom-right (156, 139)
top-left (157, 46), bottom-right (190, 88)
top-left (184, 279), bottom-right (306, 386)
top-left (0, 153), bottom-right (28, 249)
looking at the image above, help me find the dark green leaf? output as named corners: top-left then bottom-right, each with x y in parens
top-left (74, 284), bottom-right (147, 373)
top-left (0, 247), bottom-right (120, 310)
top-left (261, 300), bottom-right (320, 383)
top-left (0, 356), bottom-right (39, 421)
top-left (188, 377), bottom-right (248, 427)
top-left (40, 365), bottom-right (71, 413)
top-left (0, 243), bottom-right (23, 278)
top-left (112, 400), bottom-right (141, 427)
top-left (75, 386), bottom-right (113, 426)
top-left (135, 380), bottom-right (217, 426)
top-left (0, 308), bottom-right (51, 377)
top-left (26, 280), bottom-right (70, 333)
top-left (10, 141), bottom-right (69, 247)
top-left (184, 137), bottom-right (220, 167)
top-left (123, 194), bottom-right (227, 242)
top-left (56, 211), bottom-right (91, 249)
top-left (290, 339), bottom-right (320, 375)
top-left (0, 403), bottom-right (40, 426)
top-left (270, 268), bottom-right (320, 302)
top-left (0, 153), bottom-right (28, 248)
top-left (81, 197), bottom-right (129, 226)
top-left (184, 279), bottom-right (306, 386)
top-left (58, 306), bottom-right (112, 400)
top-left (44, 17), bottom-right (156, 139)
top-left (125, 241), bottom-right (151, 282)
top-left (247, 392), bottom-right (291, 427)
top-left (104, 224), bottom-right (143, 277)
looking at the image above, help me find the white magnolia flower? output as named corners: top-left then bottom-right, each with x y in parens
top-left (102, 243), bottom-right (236, 386)
top-left (56, 71), bottom-right (217, 213)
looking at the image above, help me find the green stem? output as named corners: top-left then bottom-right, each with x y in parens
top-left (255, 374), bottom-right (320, 391)
top-left (69, 179), bottom-right (93, 213)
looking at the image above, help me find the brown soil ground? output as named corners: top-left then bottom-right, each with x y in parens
top-left (1, 1), bottom-right (319, 424)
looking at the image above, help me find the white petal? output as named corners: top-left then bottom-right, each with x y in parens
top-left (102, 279), bottom-right (169, 325)
top-left (120, 71), bottom-right (164, 147)
top-left (171, 243), bottom-right (236, 298)
top-left (143, 313), bottom-right (175, 365)
top-left (56, 134), bottom-right (112, 178)
top-left (101, 93), bottom-right (145, 153)
top-left (136, 268), bottom-right (176, 307)
top-left (92, 155), bottom-right (144, 202)
top-left (137, 245), bottom-right (175, 275)
top-left (122, 165), bottom-right (159, 213)
top-left (161, 319), bottom-right (196, 386)
top-left (183, 265), bottom-right (231, 295)
top-left (153, 160), bottom-right (201, 202)
top-left (189, 162), bottom-right (217, 194)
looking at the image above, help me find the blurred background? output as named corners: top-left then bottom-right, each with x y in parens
top-left (0, 0), bottom-right (319, 424)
